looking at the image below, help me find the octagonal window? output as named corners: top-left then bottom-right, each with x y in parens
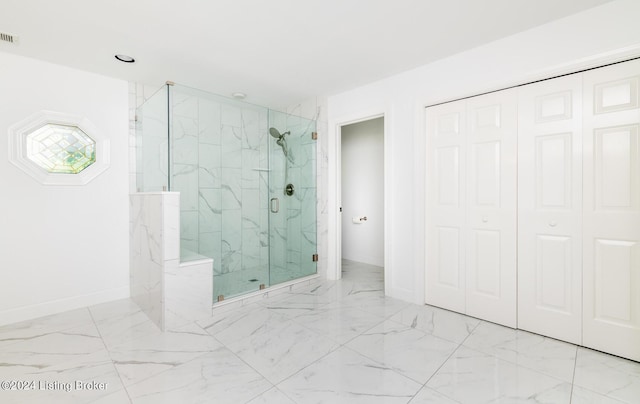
top-left (26, 123), bottom-right (96, 174)
top-left (9, 110), bottom-right (110, 185)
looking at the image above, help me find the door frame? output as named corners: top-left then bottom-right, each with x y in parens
top-left (327, 110), bottom-right (390, 291)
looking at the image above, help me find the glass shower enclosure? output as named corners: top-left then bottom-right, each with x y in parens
top-left (136, 84), bottom-right (317, 301)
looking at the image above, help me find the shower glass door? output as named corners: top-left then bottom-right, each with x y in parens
top-left (268, 110), bottom-right (317, 285)
top-left (138, 83), bottom-right (317, 301)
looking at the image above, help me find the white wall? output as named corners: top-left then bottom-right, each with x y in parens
top-left (327, 0), bottom-right (640, 303)
top-left (0, 52), bottom-right (130, 325)
top-left (341, 118), bottom-right (384, 266)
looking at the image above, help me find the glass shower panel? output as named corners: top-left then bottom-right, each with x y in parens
top-left (136, 83), bottom-right (318, 303)
top-left (168, 84), bottom-right (270, 299)
top-left (268, 110), bottom-right (317, 285)
top-left (135, 86), bottom-right (169, 192)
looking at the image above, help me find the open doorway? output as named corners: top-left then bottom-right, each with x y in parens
top-left (339, 117), bottom-right (385, 284)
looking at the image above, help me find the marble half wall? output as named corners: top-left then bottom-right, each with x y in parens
top-left (130, 192), bottom-right (213, 330)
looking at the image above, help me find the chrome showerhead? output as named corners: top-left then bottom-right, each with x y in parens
top-left (269, 127), bottom-right (290, 139)
top-left (269, 127), bottom-right (281, 138)
top-left (270, 127), bottom-right (292, 160)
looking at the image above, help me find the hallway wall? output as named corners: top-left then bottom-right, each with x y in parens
top-left (341, 118), bottom-right (384, 266)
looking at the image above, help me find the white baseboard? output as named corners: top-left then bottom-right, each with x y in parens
top-left (342, 254), bottom-right (384, 267)
top-left (386, 285), bottom-right (415, 305)
top-left (0, 286), bottom-right (130, 327)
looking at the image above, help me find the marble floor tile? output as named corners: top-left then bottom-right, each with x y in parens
top-left (0, 308), bottom-right (94, 349)
top-left (0, 348), bottom-right (125, 404)
top-left (335, 278), bottom-right (385, 299)
top-left (290, 305), bottom-right (385, 344)
top-left (427, 346), bottom-right (572, 404)
top-left (259, 294), bottom-right (333, 318)
top-left (89, 299), bottom-right (162, 349)
top-left (246, 387), bottom-right (297, 404)
top-left (340, 259), bottom-right (384, 282)
top-left (573, 347), bottom-right (640, 404)
top-left (346, 320), bottom-right (458, 384)
top-left (390, 304), bottom-right (480, 344)
top-left (463, 321), bottom-right (577, 382)
top-left (108, 323), bottom-right (221, 386)
top-left (271, 281), bottom-right (344, 306)
top-left (88, 389), bottom-right (132, 404)
top-left (197, 303), bottom-right (293, 345)
top-left (277, 346), bottom-right (422, 404)
top-left (226, 318), bottom-right (340, 384)
top-left (571, 386), bottom-right (627, 404)
top-left (0, 323), bottom-right (106, 379)
top-left (2, 260), bottom-right (638, 403)
top-left (125, 348), bottom-right (272, 404)
top-left (327, 294), bottom-right (409, 319)
top-left (409, 386), bottom-right (459, 404)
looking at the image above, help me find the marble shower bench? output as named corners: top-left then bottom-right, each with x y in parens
top-left (130, 192), bottom-right (213, 330)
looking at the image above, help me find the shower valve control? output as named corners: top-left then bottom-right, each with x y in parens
top-left (285, 183), bottom-right (295, 196)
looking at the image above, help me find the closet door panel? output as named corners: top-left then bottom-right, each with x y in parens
top-left (465, 89), bottom-right (517, 327)
top-left (517, 74), bottom-right (583, 344)
top-left (426, 101), bottom-right (467, 313)
top-left (583, 59), bottom-right (640, 362)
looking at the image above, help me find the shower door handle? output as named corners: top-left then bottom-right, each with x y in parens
top-left (270, 198), bottom-right (279, 213)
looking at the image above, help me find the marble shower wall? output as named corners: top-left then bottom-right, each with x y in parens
top-left (170, 87), bottom-right (270, 298)
top-left (268, 110), bottom-right (318, 284)
top-left (130, 192), bottom-right (213, 330)
top-left (278, 97), bottom-right (329, 280)
top-left (129, 192), bottom-right (180, 329)
top-left (130, 193), bottom-right (166, 327)
top-left (135, 86), bottom-right (169, 192)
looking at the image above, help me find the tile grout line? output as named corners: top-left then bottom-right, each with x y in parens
top-left (569, 346), bottom-right (578, 404)
top-left (211, 331), bottom-right (278, 404)
top-left (212, 288), bottom-right (341, 404)
top-left (409, 320), bottom-right (483, 404)
top-left (244, 273), bottom-right (389, 401)
top-left (86, 306), bottom-right (135, 404)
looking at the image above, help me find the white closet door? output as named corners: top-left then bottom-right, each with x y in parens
top-left (583, 59), bottom-right (640, 362)
top-left (464, 89), bottom-right (517, 327)
top-left (426, 100), bottom-right (467, 313)
top-left (517, 75), bottom-right (583, 344)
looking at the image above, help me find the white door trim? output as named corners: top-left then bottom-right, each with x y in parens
top-left (327, 109), bottom-right (390, 292)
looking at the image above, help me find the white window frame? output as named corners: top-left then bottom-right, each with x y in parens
top-left (8, 110), bottom-right (110, 185)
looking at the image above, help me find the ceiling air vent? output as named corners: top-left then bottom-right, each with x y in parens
top-left (0, 32), bottom-right (18, 44)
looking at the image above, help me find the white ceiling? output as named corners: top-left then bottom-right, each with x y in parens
top-left (0, 0), bottom-right (613, 107)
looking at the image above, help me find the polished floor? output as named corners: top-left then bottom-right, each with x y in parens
top-left (1, 260), bottom-right (639, 403)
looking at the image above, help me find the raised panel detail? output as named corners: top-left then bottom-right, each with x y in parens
top-left (536, 133), bottom-right (572, 208)
top-left (473, 141), bottom-right (500, 207)
top-left (535, 91), bottom-right (572, 123)
top-left (437, 227), bottom-right (461, 288)
top-left (595, 125), bottom-right (639, 210)
top-left (595, 77), bottom-right (639, 114)
top-left (436, 146), bottom-right (460, 206)
top-left (437, 113), bottom-right (460, 137)
top-left (472, 230), bottom-right (501, 297)
top-left (536, 235), bottom-right (572, 314)
top-left (475, 105), bottom-right (501, 128)
top-left (594, 239), bottom-right (637, 325)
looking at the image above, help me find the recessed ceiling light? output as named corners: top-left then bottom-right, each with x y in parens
top-left (115, 54), bottom-right (135, 63)
top-left (232, 92), bottom-right (246, 100)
